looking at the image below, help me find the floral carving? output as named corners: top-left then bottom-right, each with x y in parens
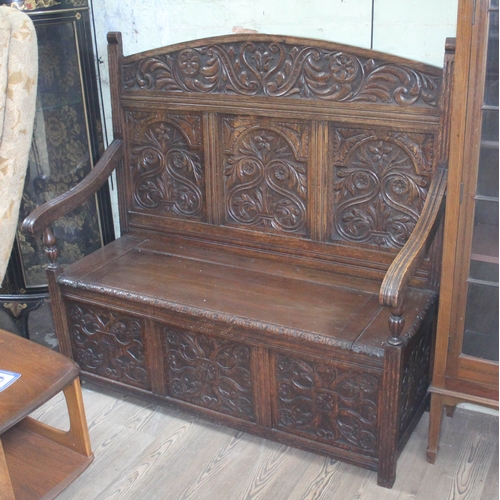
top-left (224, 125), bottom-right (308, 233)
top-left (331, 134), bottom-right (430, 248)
top-left (178, 49), bottom-right (201, 75)
top-left (165, 328), bottom-right (255, 421)
top-left (122, 40), bottom-right (440, 108)
top-left (67, 302), bottom-right (149, 389)
top-left (129, 113), bottom-right (204, 218)
top-left (275, 354), bottom-right (379, 455)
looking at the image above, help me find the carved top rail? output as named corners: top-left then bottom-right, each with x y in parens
top-left (116, 34), bottom-right (442, 115)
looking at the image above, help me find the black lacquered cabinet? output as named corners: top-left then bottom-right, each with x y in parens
top-left (0, 0), bottom-right (114, 334)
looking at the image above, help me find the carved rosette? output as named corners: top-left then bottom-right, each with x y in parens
top-left (165, 328), bottom-right (255, 421)
top-left (399, 327), bottom-right (432, 436)
top-left (66, 302), bottom-right (149, 389)
top-left (223, 117), bottom-right (309, 234)
top-left (275, 354), bottom-right (379, 454)
top-left (122, 41), bottom-right (440, 107)
top-left (128, 112), bottom-right (205, 219)
top-left (331, 128), bottom-right (433, 248)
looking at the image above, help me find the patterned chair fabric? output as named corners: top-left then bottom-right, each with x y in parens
top-left (0, 6), bottom-right (37, 282)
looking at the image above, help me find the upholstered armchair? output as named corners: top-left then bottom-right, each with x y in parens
top-left (0, 6), bottom-right (38, 282)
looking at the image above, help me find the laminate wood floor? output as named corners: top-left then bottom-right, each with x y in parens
top-left (28, 382), bottom-right (498, 500)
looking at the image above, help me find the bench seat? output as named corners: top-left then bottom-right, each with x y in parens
top-left (59, 235), bottom-right (434, 358)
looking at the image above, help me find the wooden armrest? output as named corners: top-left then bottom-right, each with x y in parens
top-left (22, 140), bottom-right (123, 237)
top-left (379, 164), bottom-right (447, 310)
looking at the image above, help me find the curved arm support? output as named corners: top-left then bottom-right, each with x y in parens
top-left (379, 164), bottom-right (448, 312)
top-left (22, 140), bottom-right (124, 237)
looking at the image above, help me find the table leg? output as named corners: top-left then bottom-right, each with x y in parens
top-left (0, 439), bottom-right (15, 500)
top-left (18, 378), bottom-right (92, 458)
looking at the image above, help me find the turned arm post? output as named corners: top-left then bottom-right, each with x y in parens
top-left (42, 226), bottom-right (60, 269)
top-left (387, 306), bottom-right (405, 346)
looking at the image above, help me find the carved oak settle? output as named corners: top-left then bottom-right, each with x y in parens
top-left (23, 33), bottom-right (454, 487)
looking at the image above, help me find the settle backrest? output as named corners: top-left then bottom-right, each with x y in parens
top-left (108, 33), bottom-right (452, 283)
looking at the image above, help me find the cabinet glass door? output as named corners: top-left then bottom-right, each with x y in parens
top-left (462, 1), bottom-right (499, 361)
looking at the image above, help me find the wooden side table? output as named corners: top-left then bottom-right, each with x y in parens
top-left (0, 329), bottom-right (93, 499)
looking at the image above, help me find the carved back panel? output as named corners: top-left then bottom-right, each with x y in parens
top-left (222, 116), bottom-right (310, 235)
top-left (109, 34), bottom-right (446, 277)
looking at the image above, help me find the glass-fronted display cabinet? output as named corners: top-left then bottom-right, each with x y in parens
top-left (427, 0), bottom-right (498, 463)
top-left (464, 0), bottom-right (499, 360)
top-left (0, 0), bottom-right (114, 336)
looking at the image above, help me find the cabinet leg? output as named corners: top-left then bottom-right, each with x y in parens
top-left (445, 404), bottom-right (456, 418)
top-left (426, 393), bottom-right (444, 463)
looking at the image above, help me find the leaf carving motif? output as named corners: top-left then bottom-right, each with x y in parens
top-left (332, 136), bottom-right (429, 248)
top-left (129, 113), bottom-right (204, 218)
top-left (67, 302), bottom-right (149, 388)
top-left (165, 328), bottom-right (255, 420)
top-left (275, 354), bottom-right (379, 454)
top-left (122, 41), bottom-right (440, 107)
top-left (224, 128), bottom-right (308, 233)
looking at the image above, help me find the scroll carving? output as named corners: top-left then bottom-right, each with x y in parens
top-left (122, 41), bottom-right (440, 108)
top-left (275, 354), bottom-right (379, 455)
top-left (67, 302), bottom-right (149, 389)
top-left (165, 328), bottom-right (255, 421)
top-left (331, 128), bottom-right (433, 248)
top-left (128, 112), bottom-right (205, 218)
top-left (223, 118), bottom-right (309, 234)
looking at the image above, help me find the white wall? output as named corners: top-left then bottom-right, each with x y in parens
top-left (91, 0), bottom-right (458, 135)
top-left (372, 0), bottom-right (459, 64)
top-left (90, 0), bottom-right (458, 234)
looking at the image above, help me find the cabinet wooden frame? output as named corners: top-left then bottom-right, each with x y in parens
top-left (427, 0), bottom-right (499, 463)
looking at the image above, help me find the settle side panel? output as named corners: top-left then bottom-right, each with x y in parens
top-left (397, 296), bottom-right (438, 448)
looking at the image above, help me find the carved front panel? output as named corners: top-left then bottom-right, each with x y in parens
top-left (164, 327), bottom-right (255, 421)
top-left (223, 116), bottom-right (309, 234)
top-left (127, 111), bottom-right (205, 219)
top-left (122, 40), bottom-right (440, 108)
top-left (274, 353), bottom-right (379, 455)
top-left (330, 126), bottom-right (434, 248)
top-left (66, 302), bottom-right (149, 389)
